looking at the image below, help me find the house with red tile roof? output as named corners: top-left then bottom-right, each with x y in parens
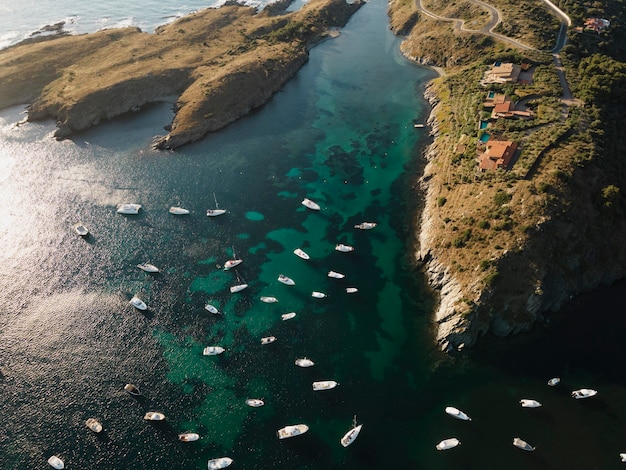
top-left (478, 140), bottom-right (518, 171)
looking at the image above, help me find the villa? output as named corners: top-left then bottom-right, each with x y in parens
top-left (482, 62), bottom-right (521, 84)
top-left (478, 140), bottom-right (518, 171)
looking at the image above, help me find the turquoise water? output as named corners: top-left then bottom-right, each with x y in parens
top-left (2, 1), bottom-right (626, 469)
top-left (480, 120), bottom-right (489, 130)
top-left (480, 132), bottom-right (491, 143)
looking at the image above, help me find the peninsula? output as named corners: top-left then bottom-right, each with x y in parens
top-left (0, 0), bottom-right (363, 149)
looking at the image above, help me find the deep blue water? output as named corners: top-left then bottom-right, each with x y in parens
top-left (1, 1), bottom-right (626, 469)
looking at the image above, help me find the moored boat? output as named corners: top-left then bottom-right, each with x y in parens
top-left (245, 398), bottom-right (264, 407)
top-left (207, 457), bottom-right (233, 469)
top-left (178, 432), bottom-right (200, 442)
top-left (85, 418), bottom-right (103, 433)
top-left (144, 411), bottom-right (166, 421)
top-left (621, 453), bottom-right (626, 462)
top-left (124, 383), bottom-right (141, 396)
top-left (346, 287), bottom-right (358, 294)
top-left (117, 203), bottom-right (141, 214)
top-left (294, 248), bottom-right (310, 260)
top-left (230, 283), bottom-right (248, 293)
top-left (223, 247), bottom-right (242, 270)
top-left (328, 270), bottom-right (345, 279)
top-left (205, 304), bottom-right (220, 314)
top-left (548, 377), bottom-right (561, 386)
top-left (571, 388), bottom-right (597, 399)
top-left (260, 296), bottom-right (278, 303)
top-left (301, 198), bottom-right (321, 211)
top-left (513, 437), bottom-right (535, 451)
top-left (207, 193), bottom-right (226, 217)
top-left (130, 296), bottom-right (148, 310)
top-left (295, 357), bottom-right (314, 367)
top-left (340, 416), bottom-right (362, 447)
top-left (278, 274), bottom-right (295, 285)
top-left (47, 455), bottom-right (64, 469)
top-left (354, 222), bottom-right (377, 230)
top-left (335, 243), bottom-right (354, 253)
top-left (281, 312), bottom-right (296, 321)
top-left (169, 206), bottom-right (190, 215)
top-left (520, 399), bottom-right (542, 408)
top-left (203, 346), bottom-right (225, 356)
top-left (312, 380), bottom-right (338, 391)
top-left (311, 291), bottom-right (327, 298)
top-left (137, 263), bottom-right (159, 273)
top-left (277, 424), bottom-right (309, 439)
top-left (261, 336), bottom-right (277, 344)
top-left (445, 406), bottom-right (471, 421)
top-left (74, 223), bottom-right (89, 237)
top-left (436, 438), bottom-right (461, 451)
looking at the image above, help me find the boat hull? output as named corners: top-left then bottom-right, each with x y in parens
top-left (341, 424), bottom-right (363, 447)
top-left (277, 424), bottom-right (309, 439)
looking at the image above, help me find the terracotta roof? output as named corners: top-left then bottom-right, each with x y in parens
top-left (479, 141), bottom-right (518, 171)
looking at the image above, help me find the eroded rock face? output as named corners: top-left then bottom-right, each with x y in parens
top-left (0, 0), bottom-right (363, 148)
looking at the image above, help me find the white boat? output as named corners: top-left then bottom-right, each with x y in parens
top-left (572, 388), bottom-right (597, 399)
top-left (301, 198), bottom-right (321, 211)
top-left (548, 377), bottom-right (561, 386)
top-left (203, 346), bottom-right (225, 356)
top-left (144, 411), bottom-right (166, 421)
top-left (130, 296), bottom-right (147, 310)
top-left (445, 406), bottom-right (471, 421)
top-left (260, 296), bottom-right (278, 303)
top-left (341, 416), bottom-right (362, 447)
top-left (47, 455), bottom-right (64, 469)
top-left (513, 437), bottom-right (535, 451)
top-left (223, 246), bottom-right (243, 270)
top-left (117, 203), bottom-right (141, 214)
top-left (261, 336), bottom-right (277, 345)
top-left (278, 274), bottom-right (295, 285)
top-left (621, 453), bottom-right (626, 462)
top-left (281, 312), bottom-right (296, 321)
top-left (346, 287), bottom-right (358, 294)
top-left (230, 283), bottom-right (248, 293)
top-left (295, 357), bottom-right (314, 367)
top-left (335, 244), bottom-right (354, 253)
top-left (137, 263), bottom-right (159, 273)
top-left (245, 398), bottom-right (265, 407)
top-left (124, 383), bottom-right (141, 396)
top-left (169, 206), bottom-right (190, 215)
top-left (354, 222), bottom-right (377, 230)
top-left (74, 223), bottom-right (89, 236)
top-left (328, 271), bottom-right (345, 279)
top-left (205, 304), bottom-right (220, 315)
top-left (277, 424), bottom-right (309, 439)
top-left (294, 248), bottom-right (310, 260)
top-left (178, 432), bottom-right (200, 442)
top-left (436, 438), bottom-right (461, 451)
top-left (520, 399), bottom-right (542, 408)
top-left (207, 457), bottom-right (233, 469)
top-left (312, 380), bottom-right (338, 391)
top-left (311, 291), bottom-right (327, 298)
top-left (85, 418), bottom-right (103, 433)
top-left (207, 193), bottom-right (226, 217)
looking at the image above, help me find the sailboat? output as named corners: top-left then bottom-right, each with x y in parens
top-left (207, 193), bottom-right (227, 217)
top-left (223, 246), bottom-right (243, 270)
top-left (340, 415), bottom-right (363, 447)
top-left (229, 271), bottom-right (248, 293)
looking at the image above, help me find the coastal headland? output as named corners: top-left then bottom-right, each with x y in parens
top-left (0, 0), bottom-right (363, 149)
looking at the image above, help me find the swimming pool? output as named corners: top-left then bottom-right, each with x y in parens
top-left (480, 132), bottom-right (490, 143)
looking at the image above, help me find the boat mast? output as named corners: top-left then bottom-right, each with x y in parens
top-left (213, 192), bottom-right (219, 209)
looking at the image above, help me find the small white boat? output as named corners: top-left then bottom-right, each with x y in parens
top-left (295, 357), bottom-right (314, 367)
top-left (169, 206), bottom-right (190, 215)
top-left (130, 296), bottom-right (148, 310)
top-left (354, 222), bottom-right (377, 230)
top-left (513, 437), bottom-right (535, 451)
top-left (341, 416), bottom-right (362, 447)
top-left (346, 287), bottom-right (358, 294)
top-left (327, 270), bottom-right (345, 279)
top-left (294, 248), bottom-right (310, 260)
top-left (312, 380), bottom-right (338, 391)
top-left (436, 437), bottom-right (461, 451)
top-left (117, 203), bottom-right (141, 214)
top-left (548, 377), bottom-right (561, 386)
top-left (520, 399), bottom-right (542, 408)
top-left (205, 304), bottom-right (220, 315)
top-left (207, 457), bottom-right (233, 469)
top-left (335, 244), bottom-right (354, 253)
top-left (47, 455), bottom-right (64, 469)
top-left (281, 312), bottom-right (296, 321)
top-left (207, 193), bottom-right (226, 217)
top-left (74, 223), bottom-right (89, 236)
top-left (261, 336), bottom-right (277, 345)
top-left (260, 296), bottom-right (278, 303)
top-left (85, 418), bottom-right (103, 433)
top-left (277, 424), bottom-right (309, 439)
top-left (137, 263), bottom-right (159, 273)
top-left (203, 346), bottom-right (225, 356)
top-left (572, 388), bottom-right (597, 399)
top-left (445, 406), bottom-right (471, 421)
top-left (223, 246), bottom-right (243, 270)
top-left (301, 198), bottom-right (321, 211)
top-left (144, 411), bottom-right (166, 421)
top-left (311, 291), bottom-right (327, 299)
top-left (124, 383), bottom-right (141, 396)
top-left (230, 283), bottom-right (248, 293)
top-left (278, 274), bottom-right (295, 285)
top-left (179, 432), bottom-right (200, 442)
top-left (245, 398), bottom-right (265, 407)
top-left (620, 453), bottom-right (626, 462)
